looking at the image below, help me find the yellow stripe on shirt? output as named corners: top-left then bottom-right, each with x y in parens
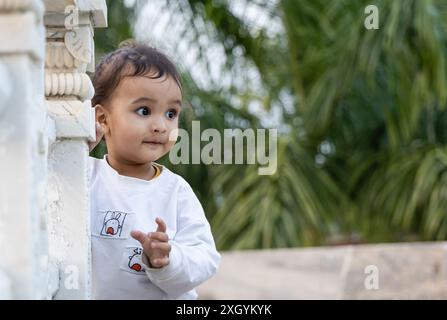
top-left (152, 163), bottom-right (162, 179)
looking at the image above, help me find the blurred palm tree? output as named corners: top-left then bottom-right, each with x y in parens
top-left (91, 0), bottom-right (447, 250)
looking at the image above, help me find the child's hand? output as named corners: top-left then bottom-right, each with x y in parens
top-left (130, 217), bottom-right (171, 269)
top-left (88, 121), bottom-right (104, 152)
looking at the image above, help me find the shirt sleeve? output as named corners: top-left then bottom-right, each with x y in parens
top-left (141, 179), bottom-right (221, 299)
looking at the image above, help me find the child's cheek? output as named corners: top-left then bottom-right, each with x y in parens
top-left (127, 121), bottom-right (146, 140)
top-left (166, 140), bottom-right (176, 151)
top-left (167, 127), bottom-right (179, 143)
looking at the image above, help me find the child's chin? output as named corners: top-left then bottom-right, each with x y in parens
top-left (140, 150), bottom-right (165, 162)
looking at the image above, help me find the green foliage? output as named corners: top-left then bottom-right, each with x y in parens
top-left (94, 0), bottom-right (134, 56)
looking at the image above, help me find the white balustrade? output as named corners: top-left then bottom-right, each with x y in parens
top-left (0, 0), bottom-right (107, 299)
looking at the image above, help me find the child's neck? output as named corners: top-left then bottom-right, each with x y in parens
top-left (106, 154), bottom-right (156, 181)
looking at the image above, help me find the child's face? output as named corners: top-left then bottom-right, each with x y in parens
top-left (100, 72), bottom-right (182, 164)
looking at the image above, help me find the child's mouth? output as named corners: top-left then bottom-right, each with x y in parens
top-left (143, 141), bottom-right (164, 146)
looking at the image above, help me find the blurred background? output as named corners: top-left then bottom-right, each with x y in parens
top-left (90, 0), bottom-right (447, 252)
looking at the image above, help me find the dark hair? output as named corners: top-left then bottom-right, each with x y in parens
top-left (92, 40), bottom-right (182, 107)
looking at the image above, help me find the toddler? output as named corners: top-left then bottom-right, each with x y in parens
top-left (87, 41), bottom-right (220, 299)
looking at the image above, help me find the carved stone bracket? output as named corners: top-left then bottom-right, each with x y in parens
top-left (44, 0), bottom-right (107, 140)
top-left (45, 72), bottom-right (94, 101)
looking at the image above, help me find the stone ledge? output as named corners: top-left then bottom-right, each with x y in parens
top-left (43, 0), bottom-right (107, 28)
top-left (46, 100), bottom-right (95, 140)
top-left (0, 12), bottom-right (44, 60)
top-left (197, 241), bottom-right (447, 299)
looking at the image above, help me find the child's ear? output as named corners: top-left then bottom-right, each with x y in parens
top-left (94, 104), bottom-right (110, 134)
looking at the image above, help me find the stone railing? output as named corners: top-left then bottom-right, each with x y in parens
top-left (197, 241), bottom-right (447, 299)
top-left (0, 0), bottom-right (106, 299)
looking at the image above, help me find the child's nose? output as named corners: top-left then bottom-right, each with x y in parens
top-left (150, 117), bottom-right (167, 133)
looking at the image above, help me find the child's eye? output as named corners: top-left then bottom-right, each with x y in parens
top-left (166, 109), bottom-right (177, 119)
top-left (136, 106), bottom-right (150, 116)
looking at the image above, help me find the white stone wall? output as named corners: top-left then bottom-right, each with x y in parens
top-left (0, 0), bottom-right (49, 300)
top-left (0, 0), bottom-right (106, 299)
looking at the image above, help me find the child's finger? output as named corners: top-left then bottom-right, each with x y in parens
top-left (148, 231), bottom-right (169, 242)
top-left (130, 230), bottom-right (147, 245)
top-left (150, 257), bottom-right (169, 268)
top-left (150, 242), bottom-right (171, 253)
top-left (155, 217), bottom-right (167, 233)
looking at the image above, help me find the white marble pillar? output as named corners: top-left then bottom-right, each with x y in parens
top-left (0, 0), bottom-right (107, 300)
top-left (0, 0), bottom-right (50, 299)
top-left (43, 0), bottom-right (107, 299)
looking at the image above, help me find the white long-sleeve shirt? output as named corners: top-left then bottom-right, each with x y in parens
top-left (88, 155), bottom-right (221, 300)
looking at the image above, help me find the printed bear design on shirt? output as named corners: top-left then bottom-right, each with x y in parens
top-left (128, 247), bottom-right (145, 272)
top-left (100, 211), bottom-right (127, 237)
